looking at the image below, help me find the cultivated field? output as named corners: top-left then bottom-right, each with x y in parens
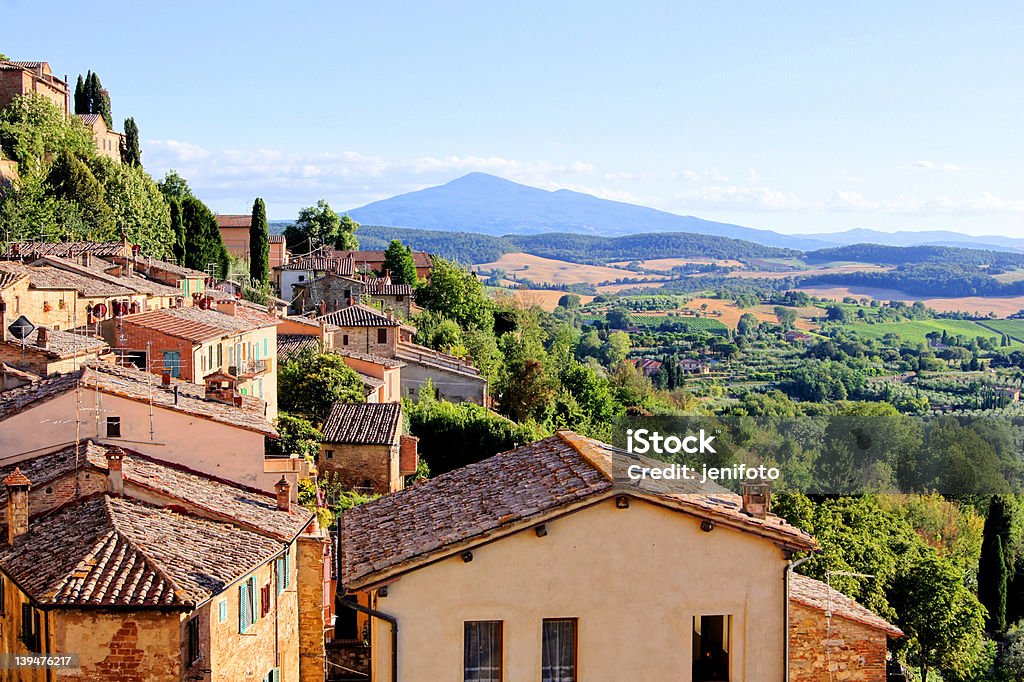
top-left (726, 264), bottom-right (892, 280)
top-left (608, 257), bottom-right (745, 269)
top-left (843, 319), bottom-right (1018, 346)
top-left (478, 253), bottom-right (669, 286)
top-left (493, 289), bottom-right (595, 311)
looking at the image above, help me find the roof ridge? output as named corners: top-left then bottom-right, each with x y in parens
top-left (556, 430), bottom-right (614, 481)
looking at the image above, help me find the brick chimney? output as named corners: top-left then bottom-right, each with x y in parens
top-left (106, 447), bottom-right (124, 496)
top-left (80, 252), bottom-right (92, 268)
top-left (35, 327), bottom-right (49, 349)
top-left (215, 299), bottom-right (237, 317)
top-left (4, 468), bottom-right (31, 544)
top-left (740, 481), bottom-right (771, 519)
top-left (205, 375), bottom-right (237, 404)
top-left (274, 476), bottom-right (291, 512)
top-left (161, 371), bottom-right (171, 386)
top-left (399, 434), bottom-right (419, 476)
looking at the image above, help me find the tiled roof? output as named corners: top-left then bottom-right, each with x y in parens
top-left (269, 235), bottom-right (286, 244)
top-left (317, 304), bottom-right (399, 328)
top-left (789, 573), bottom-right (903, 637)
top-left (277, 334), bottom-right (320, 363)
top-left (215, 214), bottom-right (250, 228)
top-left (75, 113), bottom-right (101, 126)
top-left (2, 468), bottom-right (31, 487)
top-left (0, 270), bottom-right (28, 290)
top-left (0, 242), bottom-right (125, 260)
top-left (356, 373), bottom-right (385, 394)
top-left (122, 305), bottom-right (274, 343)
top-left (0, 495), bottom-right (285, 608)
top-left (279, 257), bottom-right (354, 277)
top-left (340, 431), bottom-right (816, 588)
top-left (0, 261), bottom-right (135, 297)
top-left (395, 342), bottom-right (481, 377)
top-left (0, 362), bottom-right (277, 436)
top-left (365, 282), bottom-right (414, 296)
top-left (335, 250), bottom-right (433, 270)
top-left (321, 402), bottom-right (402, 445)
top-left (32, 256), bottom-right (183, 298)
top-left (0, 441), bottom-right (309, 539)
top-left (1, 61), bottom-right (47, 70)
top-left (116, 256), bottom-right (208, 279)
top-left (334, 348), bottom-right (404, 369)
top-left (3, 326), bottom-right (108, 359)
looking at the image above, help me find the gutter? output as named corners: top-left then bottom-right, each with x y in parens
top-left (341, 595), bottom-right (398, 682)
top-left (784, 553), bottom-right (817, 682)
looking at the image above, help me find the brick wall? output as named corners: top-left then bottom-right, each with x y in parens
top-left (789, 602), bottom-right (889, 682)
top-left (318, 442), bottom-right (399, 494)
top-left (330, 326), bottom-right (397, 357)
top-left (298, 530), bottom-right (329, 682)
top-left (56, 610), bottom-right (181, 682)
top-left (120, 323), bottom-right (197, 381)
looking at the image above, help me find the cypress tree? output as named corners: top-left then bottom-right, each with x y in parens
top-left (383, 239), bottom-right (418, 285)
top-left (180, 195), bottom-right (228, 275)
top-left (120, 117), bottom-right (141, 166)
top-left (168, 199), bottom-right (186, 264)
top-left (86, 71), bottom-right (98, 113)
top-left (249, 197), bottom-right (270, 284)
top-left (73, 75), bottom-right (87, 114)
top-left (979, 496), bottom-right (1014, 635)
top-left (45, 150), bottom-right (114, 236)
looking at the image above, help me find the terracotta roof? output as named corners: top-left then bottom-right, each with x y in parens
top-left (0, 495), bottom-right (286, 609)
top-left (279, 257), bottom-right (354, 277)
top-left (0, 362), bottom-right (277, 437)
top-left (395, 342), bottom-right (481, 377)
top-left (215, 214), bottom-right (250, 228)
top-left (114, 256), bottom-right (207, 279)
top-left (365, 282), bottom-right (414, 296)
top-left (340, 431), bottom-right (816, 588)
top-left (269, 235), bottom-right (286, 244)
top-left (33, 256), bottom-right (183, 297)
top-left (0, 242), bottom-right (125, 260)
top-left (321, 402), bottom-right (402, 445)
top-left (334, 348), bottom-right (404, 369)
top-left (75, 113), bottom-right (102, 127)
top-left (0, 261), bottom-right (135, 297)
top-left (317, 304), bottom-right (400, 328)
top-left (0, 270), bottom-right (28, 290)
top-left (277, 334), bottom-right (320, 363)
top-left (122, 305), bottom-right (274, 343)
top-left (335, 250), bottom-right (432, 270)
top-left (356, 373), bottom-right (385, 394)
top-left (2, 468), bottom-right (31, 487)
top-left (789, 573), bottom-right (903, 637)
top-left (4, 326), bottom-right (108, 359)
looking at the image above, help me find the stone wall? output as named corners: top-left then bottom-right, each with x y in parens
top-left (319, 442), bottom-right (399, 494)
top-left (789, 601), bottom-right (889, 682)
top-left (298, 530), bottom-right (329, 682)
top-left (330, 326), bottom-right (397, 358)
top-left (56, 611), bottom-right (181, 682)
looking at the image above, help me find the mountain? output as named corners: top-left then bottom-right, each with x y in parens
top-left (801, 228), bottom-right (1024, 252)
top-left (346, 173), bottom-right (831, 251)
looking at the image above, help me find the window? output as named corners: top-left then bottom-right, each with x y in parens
top-left (208, 345), bottom-right (214, 369)
top-left (239, 576), bottom-right (257, 633)
top-left (692, 615), bottom-right (731, 682)
top-left (20, 604), bottom-right (40, 652)
top-left (298, 275), bottom-right (305, 282)
top-left (260, 583), bottom-right (272, 618)
top-left (276, 551), bottom-right (291, 594)
top-left (216, 343), bottom-right (223, 368)
top-left (464, 621), bottom-right (502, 682)
top-left (377, 328), bottom-right (388, 344)
top-left (185, 616), bottom-right (201, 666)
top-left (542, 619), bottom-right (577, 682)
top-left (218, 600), bottom-right (227, 623)
top-left (163, 351), bottom-right (181, 378)
top-left (263, 338), bottom-right (268, 356)
top-left (264, 669), bottom-right (280, 682)
top-left (325, 449), bottom-right (334, 460)
top-left (342, 334), bottom-right (350, 346)
top-left (106, 416), bottom-right (121, 438)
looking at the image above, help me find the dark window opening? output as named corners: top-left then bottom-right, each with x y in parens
top-left (106, 416), bottom-right (121, 438)
top-left (186, 616), bottom-right (200, 666)
top-left (342, 334), bottom-right (349, 346)
top-left (692, 615), bottom-right (731, 682)
top-left (377, 328), bottom-right (388, 344)
top-left (464, 620), bottom-right (502, 682)
top-left (542, 619), bottom-right (577, 682)
top-left (325, 449), bottom-right (334, 460)
top-left (20, 604), bottom-right (40, 652)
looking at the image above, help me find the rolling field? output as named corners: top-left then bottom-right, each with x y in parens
top-left (478, 253), bottom-right (669, 286)
top-left (608, 257), bottom-right (745, 269)
top-left (844, 319), bottom-right (1019, 345)
top-left (491, 288), bottom-right (595, 311)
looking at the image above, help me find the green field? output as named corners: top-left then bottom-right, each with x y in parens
top-left (844, 319), bottom-right (1021, 346)
top-left (973, 319), bottom-right (1024, 342)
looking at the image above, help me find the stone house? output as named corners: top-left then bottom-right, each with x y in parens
top-left (0, 60), bottom-right (69, 115)
top-left (339, 431), bottom-right (898, 682)
top-left (0, 440), bottom-right (330, 682)
top-left (317, 304), bottom-right (407, 357)
top-left (0, 361), bottom-right (308, 496)
top-left (115, 303), bottom-right (280, 417)
top-left (75, 113), bottom-right (124, 163)
top-left (215, 214), bottom-right (290, 271)
top-left (334, 249), bottom-right (432, 281)
top-left (334, 348), bottom-right (404, 404)
top-left (292, 272), bottom-right (414, 319)
top-left (318, 402), bottom-right (418, 494)
top-left (0, 325), bottom-right (111, 376)
top-left (109, 254), bottom-right (209, 298)
top-left (788, 573), bottom-right (903, 682)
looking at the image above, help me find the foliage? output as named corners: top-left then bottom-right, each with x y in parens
top-left (278, 348), bottom-right (365, 422)
top-left (88, 157), bottom-right (172, 258)
top-left (1004, 622), bottom-right (1024, 679)
top-left (284, 199), bottom-right (356, 252)
top-left (383, 239), bottom-right (418, 285)
top-left (979, 496), bottom-right (1015, 634)
top-left (76, 71), bottom-right (112, 127)
top-left (249, 197), bottom-right (270, 283)
top-left (120, 117), bottom-right (141, 166)
top-left (0, 94), bottom-right (93, 174)
top-left (157, 169), bottom-right (193, 202)
top-left (45, 149), bottom-right (114, 237)
top-left (416, 255), bottom-right (495, 331)
top-left (179, 195), bottom-right (228, 275)
top-left (335, 214), bottom-right (360, 250)
top-left (267, 412), bottom-right (322, 459)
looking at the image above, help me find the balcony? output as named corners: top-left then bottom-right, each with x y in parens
top-left (229, 358), bottom-right (269, 378)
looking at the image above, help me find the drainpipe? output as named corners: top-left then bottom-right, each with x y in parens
top-left (342, 595), bottom-right (398, 682)
top-left (784, 553), bottom-right (817, 682)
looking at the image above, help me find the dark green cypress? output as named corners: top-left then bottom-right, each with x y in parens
top-left (249, 197), bottom-right (270, 284)
top-left (73, 75), bottom-right (87, 114)
top-left (120, 117), bottom-right (141, 166)
top-left (978, 495), bottom-right (1013, 635)
top-left (180, 196), bottom-right (228, 275)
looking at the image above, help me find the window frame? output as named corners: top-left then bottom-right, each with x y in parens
top-left (106, 416), bottom-right (122, 438)
top-left (464, 620), bottom-right (503, 682)
top-left (185, 616), bottom-right (201, 667)
top-left (691, 614), bottom-right (732, 682)
top-left (377, 328), bottom-right (388, 344)
top-left (541, 618), bottom-right (578, 682)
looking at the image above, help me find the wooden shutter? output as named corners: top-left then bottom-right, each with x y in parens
top-left (239, 581), bottom-right (250, 633)
top-left (260, 583), bottom-right (271, 618)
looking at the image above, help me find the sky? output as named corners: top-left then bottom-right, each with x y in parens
top-left (3, 0), bottom-right (1023, 236)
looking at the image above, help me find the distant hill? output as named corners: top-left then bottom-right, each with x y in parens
top-left (346, 173), bottom-right (830, 250)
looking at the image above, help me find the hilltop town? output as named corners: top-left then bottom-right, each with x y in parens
top-left (1, 55), bottom-right (1023, 682)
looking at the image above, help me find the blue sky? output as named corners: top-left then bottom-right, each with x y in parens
top-left (3, 0), bottom-right (1022, 235)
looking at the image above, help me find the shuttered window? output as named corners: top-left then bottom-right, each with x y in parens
top-left (260, 583), bottom-right (272, 618)
top-left (464, 621), bottom-right (502, 682)
top-left (239, 576), bottom-right (257, 633)
top-left (186, 617), bottom-right (201, 666)
top-left (218, 600), bottom-right (227, 623)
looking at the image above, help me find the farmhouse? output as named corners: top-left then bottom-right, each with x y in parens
top-left (0, 60), bottom-right (69, 115)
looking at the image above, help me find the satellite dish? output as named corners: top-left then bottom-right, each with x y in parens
top-left (7, 315), bottom-right (35, 341)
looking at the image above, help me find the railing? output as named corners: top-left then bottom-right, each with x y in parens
top-left (230, 358), bottom-right (268, 378)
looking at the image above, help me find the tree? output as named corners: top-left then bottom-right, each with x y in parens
top-left (179, 195), bottom-right (228, 275)
top-left (88, 157), bottom-right (173, 259)
top-left (0, 94), bottom-right (94, 173)
top-left (603, 331), bottom-right (631, 366)
top-left (978, 496), bottom-right (1014, 634)
top-left (120, 117), bottom-right (141, 166)
top-left (415, 256), bottom-right (494, 331)
top-left (157, 169), bottom-right (193, 202)
top-left (382, 239), bottom-right (418, 285)
top-left (249, 197), bottom-right (270, 284)
top-left (891, 552), bottom-right (986, 682)
top-left (168, 199), bottom-right (186, 263)
top-left (335, 214), bottom-right (359, 250)
top-left (73, 75), bottom-right (87, 114)
top-left (266, 412), bottom-right (322, 459)
top-left (82, 71), bottom-right (112, 128)
top-left (284, 199), bottom-right (341, 252)
top-left (557, 294), bottom-right (581, 309)
top-left (774, 306), bottom-right (798, 330)
top-left (45, 149), bottom-right (114, 237)
top-left (278, 349), bottom-right (365, 422)
top-left (737, 312), bottom-right (759, 336)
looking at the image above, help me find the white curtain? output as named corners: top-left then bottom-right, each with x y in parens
top-left (542, 619), bottom-right (576, 682)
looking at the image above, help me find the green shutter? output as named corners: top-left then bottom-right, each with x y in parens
top-left (249, 576), bottom-right (258, 622)
top-left (219, 600), bottom-right (227, 623)
top-left (284, 550), bottom-right (291, 589)
top-left (239, 582), bottom-right (249, 633)
top-left (276, 558), bottom-right (284, 595)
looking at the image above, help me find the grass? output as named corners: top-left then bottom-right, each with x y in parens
top-left (844, 319), bottom-right (1021, 346)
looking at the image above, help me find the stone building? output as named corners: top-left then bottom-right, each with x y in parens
top-left (0, 440), bottom-right (330, 682)
top-left (317, 304), bottom-right (407, 357)
top-left (318, 402), bottom-right (418, 494)
top-left (788, 573), bottom-right (902, 682)
top-left (0, 60), bottom-right (69, 115)
top-left (0, 325), bottom-right (111, 376)
top-left (215, 214), bottom-right (289, 271)
top-left (75, 113), bottom-right (124, 163)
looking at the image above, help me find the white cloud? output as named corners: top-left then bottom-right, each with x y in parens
top-left (827, 189), bottom-right (1024, 215)
top-left (676, 185), bottom-right (804, 212)
top-left (899, 160), bottom-right (965, 172)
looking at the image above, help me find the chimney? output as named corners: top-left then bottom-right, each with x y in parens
top-left (4, 468), bottom-right (31, 544)
top-left (106, 447), bottom-right (124, 496)
top-left (161, 371), bottom-right (171, 386)
top-left (740, 481), bottom-right (771, 519)
top-left (215, 299), bottom-right (237, 317)
top-left (35, 327), bottom-right (49, 349)
top-left (81, 252), bottom-right (92, 268)
top-left (275, 476), bottom-right (291, 512)
top-left (399, 434), bottom-right (419, 476)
